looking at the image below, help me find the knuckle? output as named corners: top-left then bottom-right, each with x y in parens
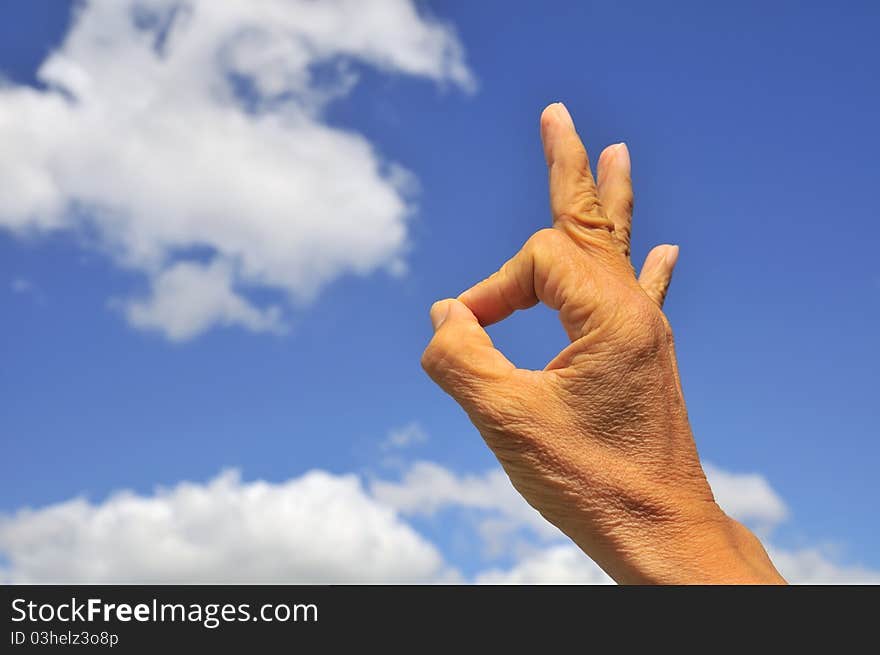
top-left (556, 192), bottom-right (607, 227)
top-left (524, 229), bottom-right (572, 285)
top-left (526, 227), bottom-right (567, 255)
top-left (573, 183), bottom-right (602, 214)
top-left (421, 331), bottom-right (506, 401)
top-left (622, 299), bottom-right (668, 357)
top-left (597, 289), bottom-right (669, 360)
top-left (420, 332), bottom-right (454, 377)
top-left (557, 219), bottom-right (615, 252)
top-left (419, 344), bottom-right (439, 377)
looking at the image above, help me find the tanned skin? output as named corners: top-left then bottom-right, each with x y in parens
top-left (421, 103), bottom-right (785, 584)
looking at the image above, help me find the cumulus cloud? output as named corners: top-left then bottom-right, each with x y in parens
top-left (704, 463), bottom-right (788, 528)
top-left (0, 470), bottom-right (447, 583)
top-left (371, 460), bottom-right (563, 545)
top-left (768, 547), bottom-right (880, 584)
top-left (1, 461), bottom-right (876, 584)
top-left (122, 259), bottom-right (286, 341)
top-left (0, 0), bottom-right (473, 340)
top-left (476, 545), bottom-right (612, 585)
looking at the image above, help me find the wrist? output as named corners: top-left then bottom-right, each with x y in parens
top-left (594, 503), bottom-right (787, 585)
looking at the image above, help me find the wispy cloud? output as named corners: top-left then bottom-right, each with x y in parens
top-left (381, 422), bottom-right (429, 450)
top-left (10, 277), bottom-right (33, 294)
top-left (9, 276), bottom-right (45, 304)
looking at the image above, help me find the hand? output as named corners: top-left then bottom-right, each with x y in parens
top-left (422, 103), bottom-right (784, 584)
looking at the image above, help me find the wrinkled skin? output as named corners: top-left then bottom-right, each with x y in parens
top-left (422, 103), bottom-right (784, 584)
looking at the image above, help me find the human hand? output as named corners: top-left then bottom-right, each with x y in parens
top-left (422, 103), bottom-right (784, 584)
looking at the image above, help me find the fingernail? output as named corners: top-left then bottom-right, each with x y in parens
top-left (555, 102), bottom-right (575, 130)
top-left (664, 245), bottom-right (680, 268)
top-left (616, 142), bottom-right (630, 167)
top-left (430, 300), bottom-right (451, 330)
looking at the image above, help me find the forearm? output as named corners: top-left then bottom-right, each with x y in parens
top-left (486, 407), bottom-right (786, 585)
top-left (547, 450), bottom-right (787, 584)
top-left (576, 507), bottom-right (787, 585)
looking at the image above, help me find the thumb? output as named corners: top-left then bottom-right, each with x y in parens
top-left (421, 298), bottom-right (515, 409)
top-left (638, 244), bottom-right (679, 307)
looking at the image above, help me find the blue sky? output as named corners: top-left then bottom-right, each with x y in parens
top-left (1, 0), bottom-right (878, 583)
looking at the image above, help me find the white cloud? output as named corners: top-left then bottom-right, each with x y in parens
top-left (1, 461), bottom-right (876, 584)
top-left (476, 545), bottom-right (612, 585)
top-left (704, 462), bottom-right (788, 528)
top-left (0, 469), bottom-right (448, 583)
top-left (769, 547), bottom-right (880, 584)
top-left (0, 0), bottom-right (473, 340)
top-left (122, 259), bottom-right (285, 341)
top-left (371, 460), bottom-right (562, 542)
top-left (381, 422), bottom-right (429, 450)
